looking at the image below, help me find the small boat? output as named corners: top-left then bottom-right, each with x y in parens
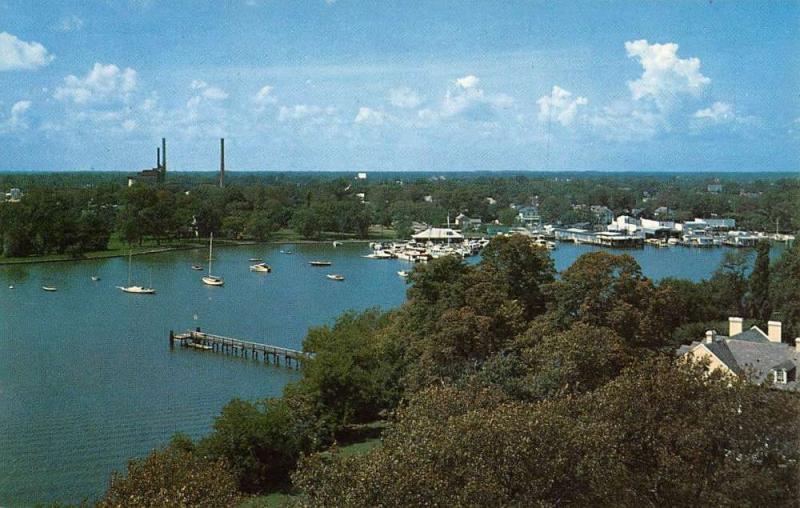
top-left (332, 241), bottom-right (343, 247)
top-left (8, 285), bottom-right (14, 289)
top-left (191, 264), bottom-right (204, 271)
top-left (117, 285), bottom-right (156, 294)
top-left (42, 286), bottom-right (57, 292)
top-left (250, 262), bottom-right (272, 273)
top-left (280, 250), bottom-right (293, 255)
top-left (248, 257), bottom-right (263, 262)
top-left (397, 270), bottom-right (410, 278)
top-left (202, 234), bottom-right (224, 287)
top-left (119, 250), bottom-right (156, 294)
top-left (91, 276), bottom-right (101, 281)
top-left (326, 274), bottom-right (345, 281)
top-left (309, 260), bottom-right (332, 267)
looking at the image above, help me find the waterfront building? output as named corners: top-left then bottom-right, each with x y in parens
top-left (516, 205), bottom-right (541, 227)
top-left (678, 318), bottom-right (799, 391)
top-left (412, 227), bottom-right (464, 243)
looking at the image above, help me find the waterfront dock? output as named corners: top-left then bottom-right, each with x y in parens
top-left (170, 329), bottom-right (312, 368)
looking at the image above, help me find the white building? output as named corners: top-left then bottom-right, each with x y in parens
top-left (412, 228), bottom-right (465, 243)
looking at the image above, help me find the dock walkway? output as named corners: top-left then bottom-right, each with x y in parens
top-left (170, 329), bottom-right (312, 368)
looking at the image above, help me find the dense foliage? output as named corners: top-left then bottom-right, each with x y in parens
top-left (100, 232), bottom-right (800, 505)
top-left (0, 172), bottom-right (797, 258)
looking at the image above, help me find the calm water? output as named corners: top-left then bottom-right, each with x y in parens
top-left (0, 241), bottom-right (782, 505)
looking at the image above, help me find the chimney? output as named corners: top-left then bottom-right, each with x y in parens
top-left (219, 138), bottom-right (225, 188)
top-left (705, 330), bottom-right (716, 344)
top-left (161, 138), bottom-right (167, 172)
top-left (157, 147), bottom-right (161, 168)
top-left (795, 338), bottom-right (800, 353)
top-left (728, 317), bottom-right (743, 337)
top-left (768, 321), bottom-right (782, 343)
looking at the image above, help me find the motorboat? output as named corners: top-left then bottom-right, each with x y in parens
top-left (309, 260), bottom-right (332, 267)
top-left (42, 286), bottom-right (57, 292)
top-left (250, 262), bottom-right (272, 273)
top-left (202, 233), bottom-right (224, 286)
top-left (332, 241), bottom-right (343, 247)
top-left (248, 257), bottom-right (262, 262)
top-left (326, 274), bottom-right (345, 281)
top-left (191, 264), bottom-right (204, 270)
top-left (91, 276), bottom-right (101, 281)
top-left (397, 270), bottom-right (410, 278)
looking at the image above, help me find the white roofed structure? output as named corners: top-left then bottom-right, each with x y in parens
top-left (412, 228), bottom-right (465, 242)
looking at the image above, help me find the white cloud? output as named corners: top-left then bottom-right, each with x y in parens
top-left (455, 75), bottom-right (479, 89)
top-left (54, 63), bottom-right (138, 104)
top-left (0, 32), bottom-right (54, 71)
top-left (253, 85), bottom-right (277, 108)
top-left (536, 86), bottom-right (588, 126)
top-left (278, 104), bottom-right (337, 122)
top-left (589, 101), bottom-right (665, 141)
top-left (54, 15), bottom-right (84, 32)
top-left (121, 119), bottom-right (137, 131)
top-left (202, 86), bottom-right (228, 100)
top-left (0, 100), bottom-right (32, 132)
top-left (625, 39), bottom-right (710, 105)
top-left (419, 75), bottom-right (513, 124)
top-left (354, 107), bottom-right (387, 125)
top-left (693, 101), bottom-right (733, 122)
top-left (190, 79), bottom-right (208, 90)
top-left (388, 87), bottom-right (422, 108)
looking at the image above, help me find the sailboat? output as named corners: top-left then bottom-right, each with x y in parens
top-left (117, 250), bottom-right (156, 294)
top-left (202, 233), bottom-right (224, 286)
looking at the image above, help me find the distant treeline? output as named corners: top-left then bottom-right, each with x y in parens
top-left (98, 237), bottom-right (800, 507)
top-left (0, 172), bottom-right (797, 258)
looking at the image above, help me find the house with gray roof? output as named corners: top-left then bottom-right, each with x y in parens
top-left (677, 317), bottom-right (799, 391)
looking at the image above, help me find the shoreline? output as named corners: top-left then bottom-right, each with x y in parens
top-left (0, 238), bottom-right (381, 266)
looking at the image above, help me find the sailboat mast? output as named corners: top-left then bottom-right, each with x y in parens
top-left (128, 249), bottom-right (132, 286)
top-left (208, 233), bottom-right (213, 275)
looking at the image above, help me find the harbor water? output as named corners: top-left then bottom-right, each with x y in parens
top-left (0, 241), bottom-right (783, 505)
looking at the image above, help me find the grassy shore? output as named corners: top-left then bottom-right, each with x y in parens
top-left (0, 226), bottom-right (398, 266)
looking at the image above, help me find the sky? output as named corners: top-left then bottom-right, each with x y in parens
top-left (0, 0), bottom-right (798, 172)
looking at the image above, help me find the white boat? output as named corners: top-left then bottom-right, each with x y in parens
top-left (91, 276), bottom-right (101, 281)
top-left (42, 285), bottom-right (57, 292)
top-left (118, 250), bottom-right (156, 294)
top-left (250, 262), bottom-right (271, 273)
top-left (191, 264), bottom-right (204, 271)
top-left (397, 270), bottom-right (410, 278)
top-left (309, 260), bottom-right (332, 267)
top-left (248, 257), bottom-right (263, 262)
top-left (326, 274), bottom-right (345, 281)
top-left (332, 241), bottom-right (343, 247)
top-left (202, 233), bottom-right (224, 286)
top-left (8, 285), bottom-right (14, 289)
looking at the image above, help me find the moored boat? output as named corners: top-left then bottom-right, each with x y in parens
top-left (326, 274), bottom-right (345, 281)
top-left (42, 286), bottom-right (57, 292)
top-left (202, 234), bottom-right (224, 286)
top-left (250, 262), bottom-right (272, 273)
top-left (309, 260), bottom-right (332, 267)
top-left (397, 270), bottom-right (410, 278)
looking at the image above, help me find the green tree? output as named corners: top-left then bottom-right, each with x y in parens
top-left (99, 445), bottom-right (241, 507)
top-left (748, 240), bottom-right (771, 324)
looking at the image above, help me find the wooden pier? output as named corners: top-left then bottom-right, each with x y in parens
top-left (169, 328), bottom-right (312, 368)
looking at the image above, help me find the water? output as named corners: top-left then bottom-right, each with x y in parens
top-left (0, 241), bottom-right (781, 505)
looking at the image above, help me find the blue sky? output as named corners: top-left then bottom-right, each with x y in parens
top-left (0, 0), bottom-right (798, 172)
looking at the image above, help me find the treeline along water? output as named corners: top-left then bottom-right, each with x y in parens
top-left (0, 242), bottom-right (783, 505)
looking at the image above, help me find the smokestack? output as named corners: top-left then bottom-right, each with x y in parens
top-left (161, 138), bottom-right (167, 172)
top-left (705, 330), bottom-right (716, 344)
top-left (219, 138), bottom-right (225, 188)
top-left (157, 147), bottom-right (161, 168)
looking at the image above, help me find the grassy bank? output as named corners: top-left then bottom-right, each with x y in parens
top-left (0, 226), bottom-right (398, 266)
